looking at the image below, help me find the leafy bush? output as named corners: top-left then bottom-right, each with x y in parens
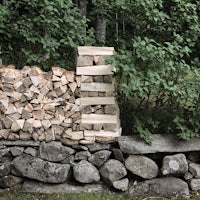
top-left (109, 0), bottom-right (200, 143)
top-left (0, 0), bottom-right (94, 70)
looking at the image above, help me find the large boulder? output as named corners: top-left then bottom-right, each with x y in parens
top-left (22, 180), bottom-right (104, 194)
top-left (39, 141), bottom-right (75, 162)
top-left (129, 177), bottom-right (189, 198)
top-left (13, 154), bottom-right (71, 183)
top-left (0, 161), bottom-right (11, 177)
top-left (73, 160), bottom-right (100, 183)
top-left (189, 162), bottom-right (200, 178)
top-left (118, 135), bottom-right (200, 154)
top-left (112, 178), bottom-right (129, 191)
top-left (189, 179), bottom-right (200, 191)
top-left (125, 155), bottom-right (158, 179)
top-left (99, 159), bottom-right (127, 183)
top-left (161, 153), bottom-right (188, 176)
top-left (0, 175), bottom-right (23, 188)
top-left (88, 150), bottom-right (111, 167)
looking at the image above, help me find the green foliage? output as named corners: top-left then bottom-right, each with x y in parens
top-left (108, 0), bottom-right (200, 143)
top-left (0, 0), bottom-right (95, 70)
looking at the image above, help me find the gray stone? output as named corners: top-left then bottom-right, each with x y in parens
top-left (0, 162), bottom-right (11, 177)
top-left (24, 147), bottom-right (38, 157)
top-left (100, 159), bottom-right (127, 183)
top-left (10, 147), bottom-right (24, 156)
top-left (87, 143), bottom-right (111, 152)
top-left (74, 151), bottom-right (91, 161)
top-left (188, 152), bottom-right (200, 162)
top-left (61, 155), bottom-right (75, 164)
top-left (0, 140), bottom-right (40, 147)
top-left (129, 177), bottom-right (189, 198)
top-left (0, 148), bottom-right (10, 158)
top-left (189, 179), bottom-right (200, 191)
top-left (72, 145), bottom-right (88, 151)
top-left (118, 135), bottom-right (200, 154)
top-left (39, 141), bottom-right (75, 162)
top-left (22, 180), bottom-right (104, 194)
top-left (73, 160), bottom-right (100, 183)
top-left (112, 178), bottom-right (129, 191)
top-left (0, 175), bottom-right (23, 188)
top-left (189, 162), bottom-right (200, 178)
top-left (112, 148), bottom-right (124, 163)
top-left (184, 172), bottom-right (193, 180)
top-left (161, 154), bottom-right (188, 176)
top-left (125, 155), bottom-right (158, 179)
top-left (88, 150), bottom-right (111, 167)
top-left (13, 154), bottom-right (71, 183)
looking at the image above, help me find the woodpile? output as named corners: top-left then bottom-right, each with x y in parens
top-left (0, 46), bottom-right (121, 144)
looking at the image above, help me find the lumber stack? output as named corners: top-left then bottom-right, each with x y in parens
top-left (77, 46), bottom-right (121, 144)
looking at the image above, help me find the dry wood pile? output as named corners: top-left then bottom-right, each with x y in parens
top-left (0, 46), bottom-right (121, 145)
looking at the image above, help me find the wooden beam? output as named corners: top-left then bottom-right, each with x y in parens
top-left (80, 97), bottom-right (115, 105)
top-left (76, 65), bottom-right (115, 75)
top-left (82, 114), bottom-right (117, 124)
top-left (84, 130), bottom-right (120, 137)
top-left (78, 46), bottom-right (114, 56)
top-left (81, 82), bottom-right (114, 92)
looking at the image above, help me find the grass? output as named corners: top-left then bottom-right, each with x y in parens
top-left (0, 189), bottom-right (200, 200)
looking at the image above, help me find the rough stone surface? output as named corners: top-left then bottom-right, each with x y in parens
top-left (10, 147), bottom-right (24, 156)
top-left (0, 175), bottom-right (23, 188)
top-left (39, 141), bottom-right (75, 162)
top-left (74, 151), bottom-right (91, 161)
top-left (22, 180), bottom-right (104, 194)
top-left (88, 150), bottom-right (111, 167)
top-left (87, 143), bottom-right (111, 152)
top-left (112, 178), bottom-right (129, 191)
top-left (129, 177), bottom-right (189, 198)
top-left (118, 135), bottom-right (200, 154)
top-left (125, 155), bottom-right (158, 179)
top-left (189, 179), bottom-right (200, 191)
top-left (161, 153), bottom-right (188, 175)
top-left (73, 160), bottom-right (100, 183)
top-left (0, 140), bottom-right (40, 147)
top-left (99, 159), bottom-right (127, 183)
top-left (112, 148), bottom-right (124, 163)
top-left (61, 155), bottom-right (75, 164)
top-left (24, 147), bottom-right (38, 157)
top-left (0, 148), bottom-right (10, 157)
top-left (13, 154), bottom-right (71, 183)
top-left (0, 162), bottom-right (11, 177)
top-left (189, 162), bottom-right (200, 178)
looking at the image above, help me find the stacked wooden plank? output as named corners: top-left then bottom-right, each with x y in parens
top-left (0, 66), bottom-right (82, 143)
top-left (77, 46), bottom-right (121, 144)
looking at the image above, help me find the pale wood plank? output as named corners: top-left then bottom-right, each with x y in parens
top-left (82, 114), bottom-right (117, 124)
top-left (84, 130), bottom-right (120, 137)
top-left (78, 46), bottom-right (114, 56)
top-left (81, 82), bottom-right (114, 92)
top-left (76, 65), bottom-right (115, 75)
top-left (80, 97), bottom-right (115, 105)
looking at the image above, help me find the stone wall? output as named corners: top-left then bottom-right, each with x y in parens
top-left (1, 134), bottom-right (200, 198)
top-left (0, 46), bottom-right (121, 144)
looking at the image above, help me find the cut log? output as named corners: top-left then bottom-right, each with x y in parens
top-left (5, 104), bottom-right (16, 115)
top-left (52, 75), bottom-right (61, 82)
top-left (78, 46), bottom-right (114, 56)
top-left (52, 67), bottom-right (65, 77)
top-left (32, 109), bottom-right (45, 120)
top-left (81, 75), bottom-right (93, 83)
top-left (0, 129), bottom-right (9, 139)
top-left (29, 85), bottom-right (40, 94)
top-left (64, 129), bottom-right (84, 140)
top-left (33, 120), bottom-right (42, 128)
top-left (77, 55), bottom-right (94, 67)
top-left (65, 71), bottom-right (74, 82)
top-left (61, 75), bottom-right (68, 85)
top-left (82, 114), bottom-right (117, 124)
top-left (76, 76), bottom-right (81, 87)
top-left (52, 125), bottom-right (65, 135)
top-left (84, 130), bottom-right (120, 137)
top-left (80, 97), bottom-right (115, 105)
top-left (69, 82), bottom-right (77, 93)
top-left (42, 120), bottom-right (51, 129)
top-left (77, 65), bottom-right (115, 76)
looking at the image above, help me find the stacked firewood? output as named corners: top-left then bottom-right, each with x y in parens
top-left (0, 46), bottom-right (121, 145)
top-left (0, 65), bottom-right (82, 143)
top-left (77, 47), bottom-right (121, 144)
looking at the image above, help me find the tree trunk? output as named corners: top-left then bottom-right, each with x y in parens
top-left (95, 15), bottom-right (106, 45)
top-left (79, 0), bottom-right (88, 18)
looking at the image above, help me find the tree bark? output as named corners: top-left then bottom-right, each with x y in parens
top-left (95, 14), bottom-right (106, 45)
